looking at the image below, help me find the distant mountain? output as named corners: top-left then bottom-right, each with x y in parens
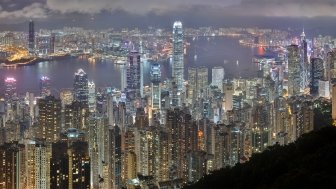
top-left (184, 126), bottom-right (336, 189)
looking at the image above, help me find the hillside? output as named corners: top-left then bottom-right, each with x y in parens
top-left (184, 127), bottom-right (336, 189)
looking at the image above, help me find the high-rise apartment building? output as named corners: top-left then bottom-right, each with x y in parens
top-left (37, 96), bottom-right (62, 142)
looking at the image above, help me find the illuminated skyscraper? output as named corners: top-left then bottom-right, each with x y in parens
top-left (287, 45), bottom-right (301, 96)
top-left (212, 66), bottom-right (225, 91)
top-left (88, 81), bottom-right (96, 113)
top-left (74, 69), bottom-right (89, 106)
top-left (299, 30), bottom-right (309, 92)
top-left (40, 76), bottom-right (51, 98)
top-left (4, 77), bottom-right (17, 100)
top-left (326, 49), bottom-right (336, 84)
top-left (50, 135), bottom-right (90, 189)
top-left (172, 21), bottom-right (184, 91)
top-left (151, 63), bottom-right (161, 110)
top-left (332, 85), bottom-right (336, 120)
top-left (29, 20), bottom-right (35, 55)
top-left (37, 96), bottom-right (62, 142)
top-left (25, 139), bottom-right (52, 189)
top-left (127, 51), bottom-right (141, 100)
top-left (310, 58), bottom-right (324, 96)
top-left (0, 142), bottom-right (25, 189)
top-left (197, 67), bottom-right (209, 98)
top-left (108, 126), bottom-right (122, 189)
top-left (224, 82), bottom-right (234, 111)
top-left (64, 101), bottom-right (89, 130)
top-left (187, 67), bottom-right (197, 103)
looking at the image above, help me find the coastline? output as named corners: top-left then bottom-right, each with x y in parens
top-left (1, 54), bottom-right (73, 68)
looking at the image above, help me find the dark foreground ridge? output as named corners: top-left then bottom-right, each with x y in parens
top-left (184, 126), bottom-right (336, 189)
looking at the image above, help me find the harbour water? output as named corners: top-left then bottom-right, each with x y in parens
top-left (0, 36), bottom-right (259, 95)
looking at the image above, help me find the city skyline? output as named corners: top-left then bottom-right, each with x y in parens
top-left (1, 1), bottom-right (336, 188)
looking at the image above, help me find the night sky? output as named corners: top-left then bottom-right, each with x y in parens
top-left (1, 0), bottom-right (336, 34)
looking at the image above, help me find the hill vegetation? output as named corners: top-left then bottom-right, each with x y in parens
top-left (184, 126), bottom-right (336, 189)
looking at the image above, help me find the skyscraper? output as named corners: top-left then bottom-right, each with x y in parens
top-left (310, 58), bottom-right (324, 96)
top-left (108, 126), bottom-right (122, 189)
top-left (127, 51), bottom-right (141, 100)
top-left (287, 45), bottom-right (301, 96)
top-left (197, 67), bottom-right (209, 98)
top-left (299, 30), bottom-right (309, 92)
top-left (4, 77), bottom-right (17, 101)
top-left (187, 67), bottom-right (197, 103)
top-left (50, 137), bottom-right (90, 189)
top-left (25, 139), bottom-right (52, 189)
top-left (88, 81), bottom-right (96, 113)
top-left (172, 21), bottom-right (184, 91)
top-left (0, 142), bottom-right (25, 189)
top-left (37, 96), bottom-right (62, 142)
top-left (151, 63), bottom-right (161, 110)
top-left (332, 85), bottom-right (336, 120)
top-left (29, 20), bottom-right (35, 55)
top-left (40, 76), bottom-right (51, 98)
top-left (212, 66), bottom-right (225, 91)
top-left (74, 69), bottom-right (89, 106)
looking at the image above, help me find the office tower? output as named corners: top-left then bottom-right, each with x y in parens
top-left (310, 58), bottom-right (324, 95)
top-left (212, 66), bottom-right (225, 91)
top-left (25, 139), bottom-right (52, 189)
top-left (172, 21), bottom-right (184, 91)
top-left (40, 76), bottom-right (51, 98)
top-left (197, 67), bottom-right (209, 98)
top-left (29, 20), bottom-right (35, 55)
top-left (332, 85), bottom-right (336, 120)
top-left (73, 69), bottom-right (89, 106)
top-left (64, 101), bottom-right (89, 130)
top-left (37, 96), bottom-right (62, 142)
top-left (107, 94), bottom-right (115, 127)
top-left (299, 30), bottom-right (309, 92)
top-left (224, 82), bottom-right (234, 111)
top-left (326, 49), bottom-right (336, 84)
top-left (127, 51), bottom-right (141, 100)
top-left (0, 142), bottom-right (25, 189)
top-left (120, 65), bottom-right (127, 91)
top-left (60, 89), bottom-right (73, 108)
top-left (50, 137), bottom-right (90, 189)
top-left (187, 67), bottom-right (197, 103)
top-left (287, 45), bottom-right (301, 96)
top-left (108, 126), bottom-right (122, 189)
top-left (88, 81), bottom-right (96, 113)
top-left (4, 77), bottom-right (17, 101)
top-left (50, 33), bottom-right (55, 54)
top-left (151, 63), bottom-right (161, 110)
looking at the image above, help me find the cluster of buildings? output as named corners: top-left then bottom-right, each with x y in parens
top-left (0, 21), bottom-right (336, 189)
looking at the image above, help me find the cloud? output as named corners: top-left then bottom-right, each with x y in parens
top-left (1, 0), bottom-right (336, 25)
top-left (45, 0), bottom-right (238, 14)
top-left (233, 0), bottom-right (336, 17)
top-left (0, 3), bottom-right (47, 19)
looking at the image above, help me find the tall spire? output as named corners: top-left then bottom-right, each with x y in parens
top-left (300, 27), bottom-right (306, 41)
